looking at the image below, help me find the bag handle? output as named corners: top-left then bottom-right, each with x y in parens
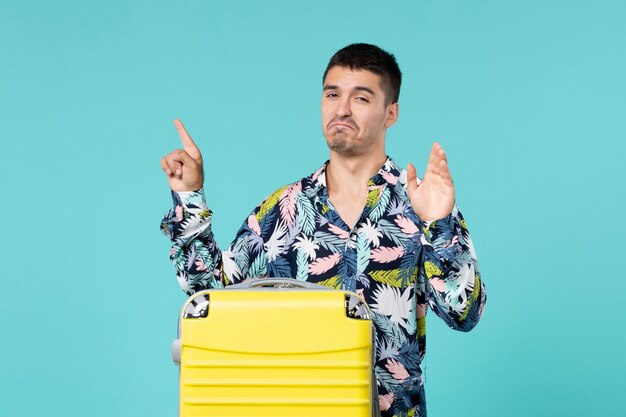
top-left (229, 277), bottom-right (329, 290)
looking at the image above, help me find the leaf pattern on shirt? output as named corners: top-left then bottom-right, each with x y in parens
top-left (371, 246), bottom-right (405, 263)
top-left (308, 253), bottom-right (341, 275)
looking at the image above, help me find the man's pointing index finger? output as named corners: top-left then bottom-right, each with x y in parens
top-left (173, 118), bottom-right (199, 151)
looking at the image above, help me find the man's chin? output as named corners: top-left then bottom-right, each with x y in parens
top-left (326, 136), bottom-right (348, 151)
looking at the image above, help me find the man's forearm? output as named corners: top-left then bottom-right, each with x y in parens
top-left (161, 189), bottom-right (225, 294)
top-left (421, 206), bottom-right (487, 331)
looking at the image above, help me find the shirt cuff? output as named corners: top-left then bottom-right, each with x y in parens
top-left (171, 188), bottom-right (207, 210)
top-left (423, 205), bottom-right (462, 252)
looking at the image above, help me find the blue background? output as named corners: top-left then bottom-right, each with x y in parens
top-left (1, 1), bottom-right (624, 416)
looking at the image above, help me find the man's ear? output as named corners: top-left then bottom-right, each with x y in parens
top-left (385, 102), bottom-right (399, 128)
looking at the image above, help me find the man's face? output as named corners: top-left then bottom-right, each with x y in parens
top-left (321, 66), bottom-right (398, 156)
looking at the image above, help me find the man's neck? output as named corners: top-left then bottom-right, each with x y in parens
top-left (326, 150), bottom-right (387, 197)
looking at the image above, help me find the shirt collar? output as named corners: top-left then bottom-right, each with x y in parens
top-left (303, 156), bottom-right (402, 201)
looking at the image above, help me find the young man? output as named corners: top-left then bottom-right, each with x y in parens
top-left (160, 43), bottom-right (486, 417)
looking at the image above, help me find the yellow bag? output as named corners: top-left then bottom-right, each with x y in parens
top-left (172, 278), bottom-right (377, 417)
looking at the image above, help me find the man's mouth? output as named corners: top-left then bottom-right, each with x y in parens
top-left (329, 121), bottom-right (357, 131)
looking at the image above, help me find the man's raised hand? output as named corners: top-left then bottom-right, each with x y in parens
top-left (160, 119), bottom-right (204, 192)
top-left (406, 142), bottom-right (455, 222)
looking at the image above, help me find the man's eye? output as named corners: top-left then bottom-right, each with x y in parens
top-left (356, 96), bottom-right (369, 103)
top-left (326, 92), bottom-right (338, 98)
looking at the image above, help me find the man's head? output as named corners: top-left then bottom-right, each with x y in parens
top-left (323, 43), bottom-right (402, 105)
top-left (321, 44), bottom-right (401, 157)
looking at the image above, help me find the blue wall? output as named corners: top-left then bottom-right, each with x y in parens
top-left (1, 1), bottom-right (624, 416)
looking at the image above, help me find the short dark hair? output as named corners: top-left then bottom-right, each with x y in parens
top-left (322, 43), bottom-right (402, 105)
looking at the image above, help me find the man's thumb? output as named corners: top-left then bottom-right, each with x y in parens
top-left (406, 163), bottom-right (420, 192)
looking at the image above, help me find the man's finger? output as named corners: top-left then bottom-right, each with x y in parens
top-left (439, 158), bottom-right (452, 181)
top-left (424, 143), bottom-right (440, 175)
top-left (170, 149), bottom-right (198, 168)
top-left (432, 144), bottom-right (452, 180)
top-left (160, 156), bottom-right (173, 176)
top-left (436, 145), bottom-right (449, 166)
top-left (429, 142), bottom-right (451, 174)
top-left (166, 154), bottom-right (183, 179)
top-left (174, 119), bottom-right (201, 157)
top-left (437, 144), bottom-right (446, 158)
top-left (164, 155), bottom-right (177, 174)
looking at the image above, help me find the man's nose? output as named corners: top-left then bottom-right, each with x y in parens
top-left (336, 97), bottom-right (352, 117)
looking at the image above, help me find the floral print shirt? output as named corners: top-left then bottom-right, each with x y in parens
top-left (161, 157), bottom-right (486, 417)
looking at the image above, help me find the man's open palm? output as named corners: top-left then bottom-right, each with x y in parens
top-left (160, 119), bottom-right (204, 192)
top-left (407, 142), bottom-right (455, 222)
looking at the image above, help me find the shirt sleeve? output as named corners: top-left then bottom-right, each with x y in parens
top-left (160, 189), bottom-right (267, 295)
top-left (420, 205), bottom-right (487, 332)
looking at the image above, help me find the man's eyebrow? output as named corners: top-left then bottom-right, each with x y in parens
top-left (355, 86), bottom-right (375, 95)
top-left (322, 85), bottom-right (376, 95)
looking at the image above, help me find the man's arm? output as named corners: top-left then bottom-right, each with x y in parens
top-left (160, 189), bottom-right (267, 295)
top-left (421, 207), bottom-right (486, 331)
top-left (159, 119), bottom-right (267, 294)
top-left (407, 142), bottom-right (486, 331)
